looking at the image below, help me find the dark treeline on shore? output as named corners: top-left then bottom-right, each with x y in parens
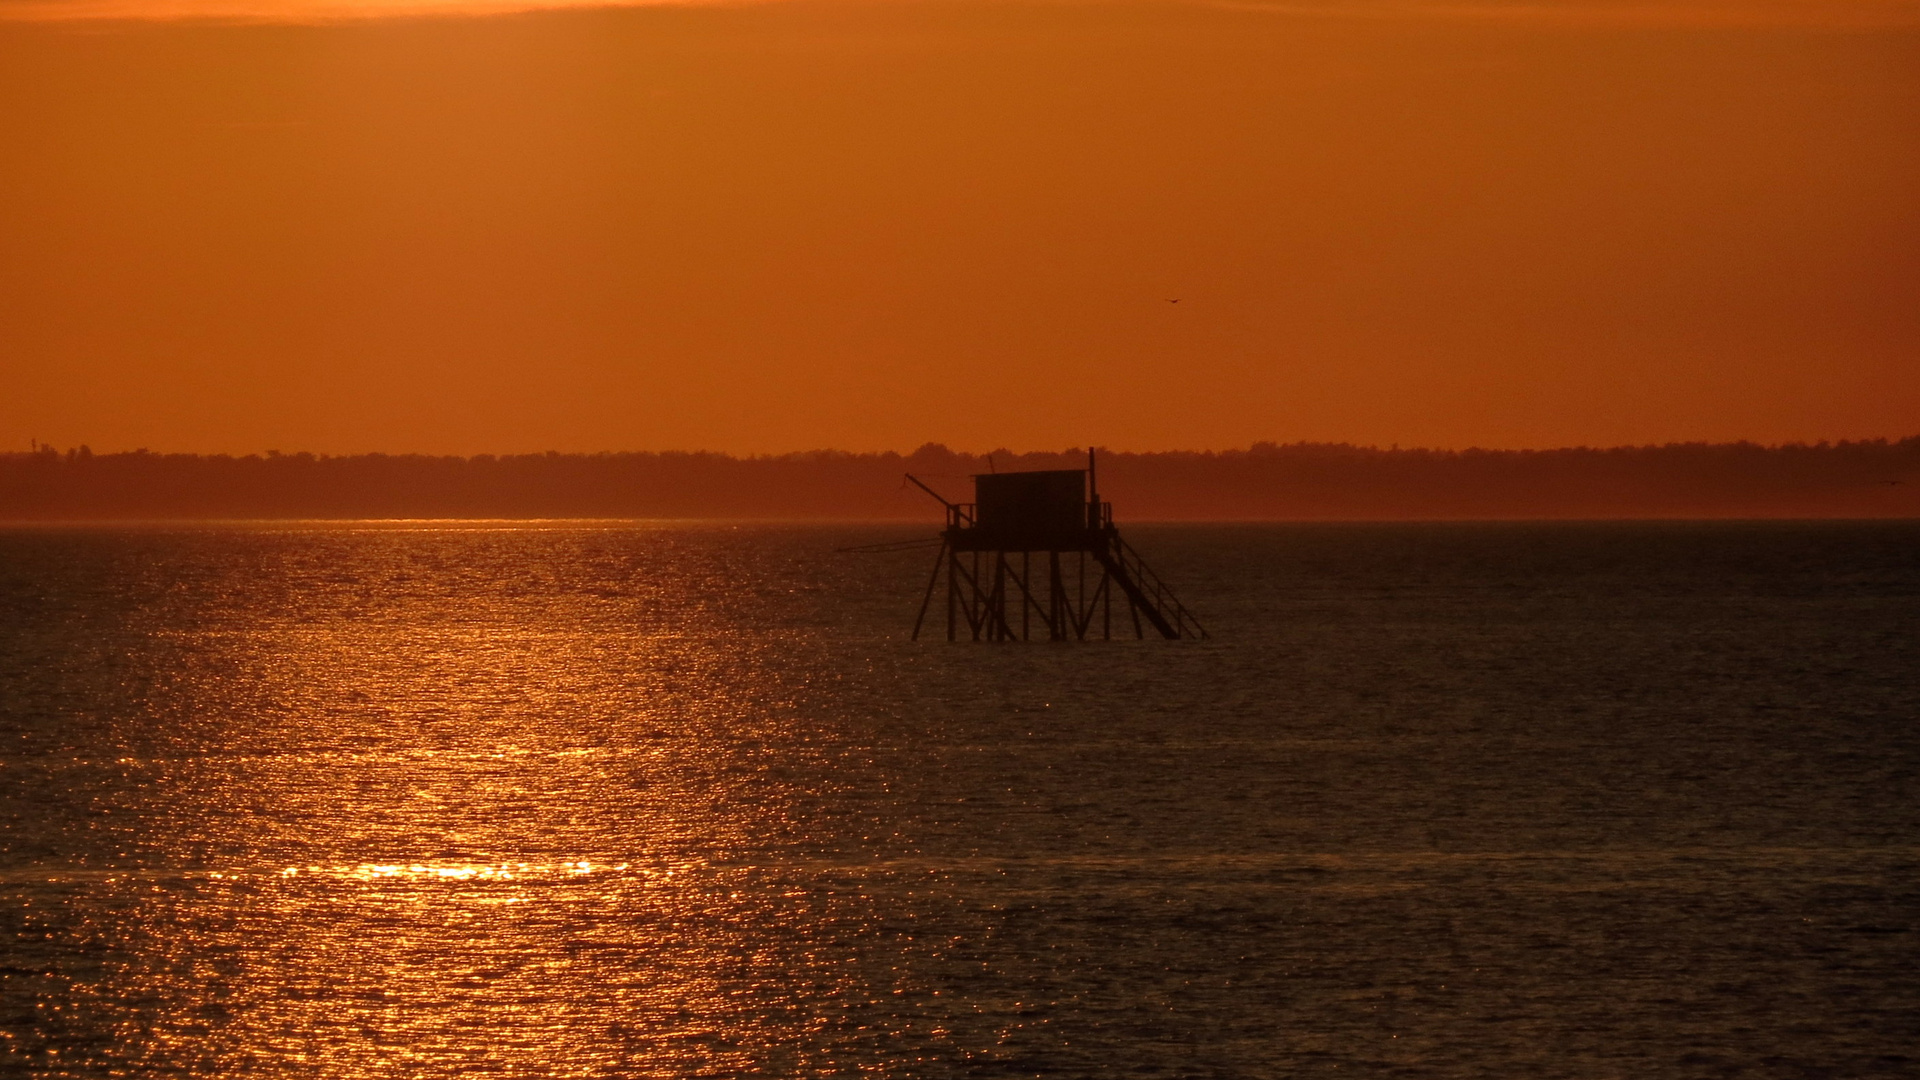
top-left (2, 439), bottom-right (1916, 521)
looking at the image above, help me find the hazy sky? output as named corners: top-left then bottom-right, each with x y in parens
top-left (2, 0), bottom-right (1916, 454)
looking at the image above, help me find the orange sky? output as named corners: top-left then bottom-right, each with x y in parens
top-left (2, 0), bottom-right (1916, 455)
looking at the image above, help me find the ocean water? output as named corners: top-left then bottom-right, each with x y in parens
top-left (0, 521), bottom-right (1915, 1078)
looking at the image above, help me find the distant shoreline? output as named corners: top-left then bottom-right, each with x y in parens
top-left (2, 519), bottom-right (1918, 531)
top-left (3, 440), bottom-right (1916, 522)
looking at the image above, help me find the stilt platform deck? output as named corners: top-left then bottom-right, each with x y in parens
top-left (909, 455), bottom-right (1207, 642)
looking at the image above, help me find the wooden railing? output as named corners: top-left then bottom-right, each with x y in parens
top-left (1109, 533), bottom-right (1209, 639)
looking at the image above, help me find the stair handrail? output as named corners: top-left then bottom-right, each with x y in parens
top-left (1112, 534), bottom-right (1208, 639)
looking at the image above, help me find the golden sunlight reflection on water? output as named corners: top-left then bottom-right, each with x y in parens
top-left (4, 523), bottom-right (1918, 1076)
top-left (69, 526), bottom-right (893, 1075)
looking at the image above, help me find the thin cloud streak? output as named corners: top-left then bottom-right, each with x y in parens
top-left (1220, 1), bottom-right (1920, 28)
top-left (0, 0), bottom-right (720, 23)
top-left (3, 0), bottom-right (1917, 27)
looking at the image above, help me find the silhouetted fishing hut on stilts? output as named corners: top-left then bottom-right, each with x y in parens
top-left (907, 451), bottom-right (1206, 641)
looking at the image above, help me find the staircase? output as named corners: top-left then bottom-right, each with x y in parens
top-left (1093, 533), bottom-right (1208, 640)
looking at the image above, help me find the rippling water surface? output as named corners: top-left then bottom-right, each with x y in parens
top-left (1, 521), bottom-right (1916, 1077)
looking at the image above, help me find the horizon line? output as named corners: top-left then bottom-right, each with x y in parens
top-left (12, 435), bottom-right (1920, 461)
top-left (5, 514), bottom-right (1917, 526)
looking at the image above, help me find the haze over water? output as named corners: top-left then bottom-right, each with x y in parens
top-left (2, 521), bottom-right (1916, 1076)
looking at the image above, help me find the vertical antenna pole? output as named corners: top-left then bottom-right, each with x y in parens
top-left (1087, 446), bottom-right (1099, 530)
